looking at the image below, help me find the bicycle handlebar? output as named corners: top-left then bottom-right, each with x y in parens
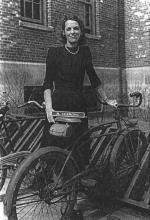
top-left (99, 91), bottom-right (142, 108)
top-left (18, 100), bottom-right (44, 109)
top-left (18, 91), bottom-right (142, 118)
top-left (118, 91), bottom-right (142, 108)
top-left (130, 91), bottom-right (141, 99)
top-left (18, 101), bottom-right (86, 118)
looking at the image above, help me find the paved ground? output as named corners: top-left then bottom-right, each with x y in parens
top-left (1, 169), bottom-right (150, 219)
top-left (1, 183), bottom-right (150, 220)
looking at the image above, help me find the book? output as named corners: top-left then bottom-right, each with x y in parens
top-left (52, 111), bottom-right (85, 118)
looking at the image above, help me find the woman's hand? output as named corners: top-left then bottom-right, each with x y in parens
top-left (46, 108), bottom-right (55, 123)
top-left (106, 99), bottom-right (117, 107)
top-left (96, 86), bottom-right (117, 107)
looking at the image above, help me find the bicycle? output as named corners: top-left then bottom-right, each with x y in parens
top-left (0, 101), bottom-right (49, 191)
top-left (0, 102), bottom-right (35, 191)
top-left (4, 92), bottom-right (148, 220)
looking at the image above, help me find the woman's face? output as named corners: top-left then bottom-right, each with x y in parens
top-left (64, 20), bottom-right (81, 46)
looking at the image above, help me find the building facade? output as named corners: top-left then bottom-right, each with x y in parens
top-left (0, 0), bottom-right (150, 115)
top-left (0, 0), bottom-right (119, 109)
top-left (124, 0), bottom-right (150, 114)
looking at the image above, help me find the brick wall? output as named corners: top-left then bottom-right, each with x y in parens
top-left (0, 0), bottom-right (120, 111)
top-left (124, 0), bottom-right (150, 68)
top-left (118, 0), bottom-right (126, 68)
top-left (92, 0), bottom-right (118, 67)
top-left (123, 0), bottom-right (150, 119)
top-left (0, 0), bottom-right (118, 67)
top-left (0, 0), bottom-right (55, 63)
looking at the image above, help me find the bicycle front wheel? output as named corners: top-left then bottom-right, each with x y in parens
top-left (5, 146), bottom-right (79, 220)
top-left (110, 129), bottom-right (147, 197)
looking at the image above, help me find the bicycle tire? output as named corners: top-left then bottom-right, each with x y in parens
top-left (109, 129), bottom-right (147, 197)
top-left (0, 143), bottom-right (7, 190)
top-left (5, 146), bottom-right (80, 220)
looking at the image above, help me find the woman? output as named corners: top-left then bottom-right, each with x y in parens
top-left (43, 15), bottom-right (117, 164)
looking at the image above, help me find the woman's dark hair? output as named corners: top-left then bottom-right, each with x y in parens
top-left (61, 15), bottom-right (86, 45)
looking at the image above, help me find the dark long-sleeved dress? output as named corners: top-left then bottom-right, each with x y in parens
top-left (42, 45), bottom-right (101, 165)
top-left (43, 45), bottom-right (101, 112)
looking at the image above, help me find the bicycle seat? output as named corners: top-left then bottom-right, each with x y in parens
top-left (55, 117), bottom-right (81, 123)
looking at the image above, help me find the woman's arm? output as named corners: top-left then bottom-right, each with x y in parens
top-left (95, 85), bottom-right (117, 106)
top-left (43, 47), bottom-right (56, 123)
top-left (95, 85), bottom-right (108, 102)
top-left (85, 46), bottom-right (117, 107)
top-left (44, 89), bottom-right (55, 123)
top-left (43, 48), bottom-right (55, 91)
top-left (85, 46), bottom-right (102, 89)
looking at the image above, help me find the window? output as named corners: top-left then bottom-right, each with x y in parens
top-left (78, 0), bottom-right (96, 35)
top-left (21, 0), bottom-right (44, 24)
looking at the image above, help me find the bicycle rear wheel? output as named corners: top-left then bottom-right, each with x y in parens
top-left (0, 143), bottom-right (7, 190)
top-left (110, 129), bottom-right (147, 197)
top-left (5, 146), bottom-right (79, 220)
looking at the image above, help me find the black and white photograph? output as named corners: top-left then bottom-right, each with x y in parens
top-left (0, 0), bottom-right (150, 219)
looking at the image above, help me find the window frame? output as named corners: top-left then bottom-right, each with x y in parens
top-left (21, 0), bottom-right (45, 25)
top-left (78, 0), bottom-right (96, 35)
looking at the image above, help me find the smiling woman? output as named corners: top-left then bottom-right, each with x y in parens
top-left (61, 15), bottom-right (86, 46)
top-left (42, 15), bottom-right (117, 165)
top-left (63, 20), bottom-right (81, 46)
